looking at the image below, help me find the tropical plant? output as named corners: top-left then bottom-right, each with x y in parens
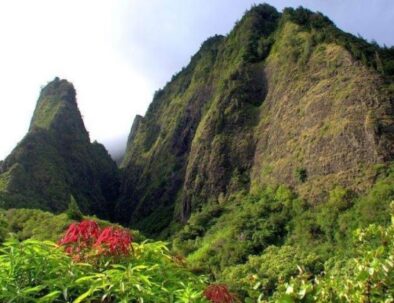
top-left (0, 220), bottom-right (210, 302)
top-left (271, 202), bottom-right (394, 303)
top-left (58, 219), bottom-right (132, 263)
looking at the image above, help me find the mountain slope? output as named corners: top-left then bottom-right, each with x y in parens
top-left (119, 5), bottom-right (394, 235)
top-left (251, 21), bottom-right (394, 200)
top-left (0, 78), bottom-right (119, 218)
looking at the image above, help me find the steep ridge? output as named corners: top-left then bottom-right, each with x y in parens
top-left (118, 34), bottom-right (228, 230)
top-left (251, 21), bottom-right (394, 201)
top-left (119, 5), bottom-right (394, 236)
top-left (0, 78), bottom-right (119, 218)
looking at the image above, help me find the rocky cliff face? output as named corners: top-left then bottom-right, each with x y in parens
top-left (0, 78), bottom-right (119, 218)
top-left (119, 5), bottom-right (394, 235)
top-left (251, 21), bottom-right (394, 202)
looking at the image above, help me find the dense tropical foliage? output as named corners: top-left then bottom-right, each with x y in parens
top-left (0, 164), bottom-right (393, 302)
top-left (0, 220), bottom-right (210, 302)
top-left (0, 197), bottom-right (393, 302)
top-left (171, 164), bottom-right (394, 301)
top-left (273, 217), bottom-right (394, 302)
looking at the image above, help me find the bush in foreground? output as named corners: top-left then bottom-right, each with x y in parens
top-left (270, 202), bottom-right (394, 302)
top-left (0, 220), bottom-right (211, 302)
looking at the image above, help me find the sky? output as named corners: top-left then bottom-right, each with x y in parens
top-left (0, 0), bottom-right (393, 161)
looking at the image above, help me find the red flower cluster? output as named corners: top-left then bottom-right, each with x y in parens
top-left (95, 227), bottom-right (132, 256)
top-left (59, 220), bottom-right (100, 246)
top-left (58, 220), bottom-right (132, 261)
top-left (203, 284), bottom-right (235, 303)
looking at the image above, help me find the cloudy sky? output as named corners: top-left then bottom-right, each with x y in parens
top-left (0, 0), bottom-right (393, 160)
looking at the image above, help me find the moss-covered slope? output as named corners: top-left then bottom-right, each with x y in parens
top-left (0, 78), bottom-right (119, 218)
top-left (251, 21), bottom-right (394, 201)
top-left (119, 5), bottom-right (394, 236)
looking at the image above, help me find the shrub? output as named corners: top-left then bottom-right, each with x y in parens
top-left (58, 220), bottom-right (132, 262)
top-left (4, 208), bottom-right (73, 242)
top-left (294, 167), bottom-right (307, 183)
top-left (221, 245), bottom-right (323, 300)
top-left (0, 220), bottom-right (209, 302)
top-left (66, 195), bottom-right (83, 221)
top-left (272, 205), bottom-right (394, 302)
top-left (175, 187), bottom-right (294, 275)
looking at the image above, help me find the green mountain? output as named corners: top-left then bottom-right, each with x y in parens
top-left (1, 5), bottom-right (394, 302)
top-left (0, 5), bottom-right (393, 238)
top-left (118, 5), bottom-right (394, 235)
top-left (0, 78), bottom-right (119, 219)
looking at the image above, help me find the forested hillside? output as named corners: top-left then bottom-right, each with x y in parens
top-left (119, 5), bottom-right (394, 236)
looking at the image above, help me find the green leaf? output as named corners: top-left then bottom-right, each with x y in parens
top-left (21, 285), bottom-right (46, 294)
top-left (37, 291), bottom-right (62, 302)
top-left (277, 294), bottom-right (295, 303)
top-left (357, 270), bottom-right (369, 281)
top-left (73, 289), bottom-right (93, 303)
top-left (75, 275), bottom-right (98, 284)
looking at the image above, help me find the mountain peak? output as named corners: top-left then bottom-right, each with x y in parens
top-left (28, 78), bottom-right (90, 145)
top-left (29, 77), bottom-right (80, 131)
top-left (0, 78), bottom-right (119, 217)
top-left (40, 77), bottom-right (76, 103)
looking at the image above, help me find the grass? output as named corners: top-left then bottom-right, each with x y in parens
top-left (31, 96), bottom-right (63, 129)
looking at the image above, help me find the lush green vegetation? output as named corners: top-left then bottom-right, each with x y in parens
top-left (282, 7), bottom-right (394, 78)
top-left (172, 164), bottom-right (394, 301)
top-left (0, 208), bottom-right (144, 243)
top-left (272, 216), bottom-right (394, 302)
top-left (0, 4), bottom-right (393, 302)
top-left (0, 233), bottom-right (209, 302)
top-left (1, 168), bottom-right (393, 302)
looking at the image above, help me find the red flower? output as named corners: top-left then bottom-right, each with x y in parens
top-left (95, 227), bottom-right (132, 256)
top-left (203, 284), bottom-right (235, 303)
top-left (58, 220), bottom-right (100, 246)
top-left (58, 220), bottom-right (132, 260)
